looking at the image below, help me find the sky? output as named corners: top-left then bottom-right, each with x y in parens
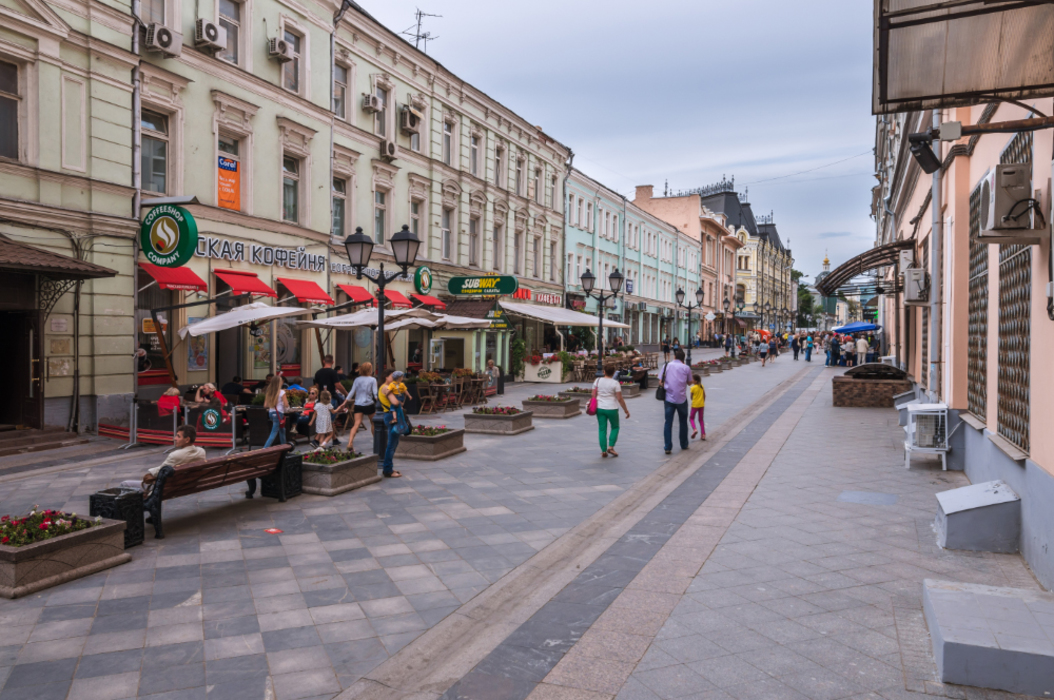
top-left (360, 0), bottom-right (877, 285)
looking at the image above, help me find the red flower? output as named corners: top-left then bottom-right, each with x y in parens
top-left (1, 536), bottom-right (7, 544)
top-left (1, 516), bottom-right (8, 522)
top-left (39, 522), bottom-right (49, 530)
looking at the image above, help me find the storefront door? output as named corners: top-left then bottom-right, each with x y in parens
top-left (0, 311), bottom-right (43, 429)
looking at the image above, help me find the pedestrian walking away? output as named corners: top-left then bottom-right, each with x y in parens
top-left (689, 374), bottom-right (706, 440)
top-left (591, 366), bottom-right (631, 458)
top-left (662, 348), bottom-right (693, 454)
top-left (336, 362), bottom-right (378, 447)
top-left (791, 335), bottom-right (800, 360)
top-left (856, 334), bottom-right (869, 367)
top-left (662, 337), bottom-right (671, 362)
top-left (759, 339), bottom-right (769, 367)
top-left (262, 375), bottom-right (286, 448)
top-left (805, 334), bottom-right (814, 362)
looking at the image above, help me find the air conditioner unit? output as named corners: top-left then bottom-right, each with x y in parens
top-left (899, 248), bottom-right (914, 270)
top-left (400, 106), bottom-right (422, 134)
top-left (905, 403), bottom-right (949, 470)
top-left (194, 19), bottom-right (227, 51)
top-left (145, 24), bottom-right (183, 57)
top-left (268, 37), bottom-right (293, 62)
top-left (362, 94), bottom-right (382, 113)
top-left (978, 165), bottom-right (1047, 244)
top-left (637, 301), bottom-right (647, 311)
top-left (903, 268), bottom-right (928, 305)
top-left (380, 139), bottom-right (397, 161)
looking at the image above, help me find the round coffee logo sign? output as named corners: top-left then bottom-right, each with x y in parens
top-left (140, 205), bottom-right (198, 268)
top-left (201, 408), bottom-right (221, 431)
top-left (414, 266), bottom-right (433, 294)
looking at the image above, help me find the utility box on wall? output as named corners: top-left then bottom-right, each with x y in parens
top-left (936, 480), bottom-right (1020, 553)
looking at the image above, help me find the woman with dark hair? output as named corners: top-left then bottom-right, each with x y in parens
top-left (262, 375), bottom-right (286, 448)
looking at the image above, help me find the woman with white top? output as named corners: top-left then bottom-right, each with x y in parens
top-left (262, 375), bottom-right (287, 448)
top-left (591, 365), bottom-right (631, 458)
top-left (337, 362), bottom-right (378, 448)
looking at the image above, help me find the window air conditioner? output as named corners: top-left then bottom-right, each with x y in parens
top-left (362, 94), bottom-right (382, 113)
top-left (978, 164), bottom-right (1046, 244)
top-left (268, 37), bottom-right (293, 62)
top-left (194, 19), bottom-right (227, 51)
top-left (400, 107), bottom-right (422, 134)
top-left (380, 139), bottom-right (397, 161)
top-left (898, 248), bottom-right (914, 270)
top-left (903, 268), bottom-right (928, 305)
top-left (145, 24), bottom-right (183, 57)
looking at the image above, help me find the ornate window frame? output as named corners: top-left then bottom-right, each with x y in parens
top-left (212, 89), bottom-right (258, 213)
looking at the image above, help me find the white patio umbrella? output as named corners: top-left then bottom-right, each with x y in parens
top-left (297, 306), bottom-right (435, 330)
top-left (177, 302), bottom-right (314, 338)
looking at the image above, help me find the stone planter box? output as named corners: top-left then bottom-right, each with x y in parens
top-left (523, 398), bottom-right (581, 419)
top-left (558, 390), bottom-right (593, 403)
top-left (301, 453), bottom-right (381, 496)
top-left (396, 428), bottom-right (467, 461)
top-left (522, 363), bottom-right (569, 384)
top-left (0, 518), bottom-right (130, 599)
top-left (618, 384), bottom-right (641, 399)
top-left (463, 410), bottom-right (535, 435)
top-left (692, 367), bottom-right (711, 377)
top-left (647, 375), bottom-right (660, 388)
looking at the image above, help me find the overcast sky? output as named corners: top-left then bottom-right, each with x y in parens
top-left (362, 0), bottom-right (876, 283)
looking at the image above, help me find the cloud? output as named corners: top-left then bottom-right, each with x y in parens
top-left (818, 232), bottom-right (856, 239)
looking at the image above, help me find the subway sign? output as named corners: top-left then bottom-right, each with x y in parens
top-left (447, 275), bottom-right (519, 296)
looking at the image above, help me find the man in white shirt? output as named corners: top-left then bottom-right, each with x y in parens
top-left (855, 335), bottom-right (870, 367)
top-left (120, 425), bottom-right (206, 491)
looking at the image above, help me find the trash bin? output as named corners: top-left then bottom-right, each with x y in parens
top-left (261, 452), bottom-right (303, 500)
top-left (89, 488), bottom-right (145, 548)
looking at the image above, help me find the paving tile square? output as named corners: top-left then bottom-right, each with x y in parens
top-left (138, 663), bottom-right (206, 696)
top-left (66, 671), bottom-right (140, 700)
top-left (546, 650), bottom-right (637, 695)
top-left (270, 667), bottom-right (341, 700)
top-left (203, 633), bottom-right (264, 660)
top-left (634, 665), bottom-right (717, 699)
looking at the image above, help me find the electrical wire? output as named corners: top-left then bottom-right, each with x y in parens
top-left (742, 150), bottom-right (873, 185)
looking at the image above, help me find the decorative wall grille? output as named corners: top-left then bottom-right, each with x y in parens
top-left (967, 184), bottom-right (988, 419)
top-left (996, 132), bottom-right (1032, 453)
top-left (921, 239), bottom-right (929, 389)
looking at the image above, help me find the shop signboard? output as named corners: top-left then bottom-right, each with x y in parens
top-left (217, 156), bottom-right (240, 210)
top-left (625, 279), bottom-right (634, 294)
top-left (485, 306), bottom-right (509, 330)
top-left (141, 205), bottom-right (198, 268)
top-left (447, 275), bottom-right (518, 296)
top-left (195, 235), bottom-right (326, 272)
top-left (535, 292), bottom-right (562, 306)
top-left (142, 317), bottom-right (167, 334)
top-left (414, 266), bottom-right (433, 293)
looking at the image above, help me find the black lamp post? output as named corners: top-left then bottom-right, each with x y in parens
top-left (676, 287), bottom-right (704, 367)
top-left (343, 224), bottom-right (420, 460)
top-left (764, 301), bottom-right (773, 332)
top-left (723, 297), bottom-right (745, 357)
top-left (581, 267), bottom-right (623, 378)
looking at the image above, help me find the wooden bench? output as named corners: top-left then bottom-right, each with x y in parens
top-left (143, 445), bottom-right (293, 539)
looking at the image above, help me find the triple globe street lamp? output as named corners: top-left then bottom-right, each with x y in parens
top-left (580, 267), bottom-right (623, 378)
top-left (675, 287), bottom-right (704, 367)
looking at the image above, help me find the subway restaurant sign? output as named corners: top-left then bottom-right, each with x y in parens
top-left (141, 205), bottom-right (198, 268)
top-left (447, 275), bottom-right (518, 296)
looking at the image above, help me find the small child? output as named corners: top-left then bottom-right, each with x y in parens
top-left (310, 390), bottom-right (335, 448)
top-left (689, 374), bottom-right (706, 441)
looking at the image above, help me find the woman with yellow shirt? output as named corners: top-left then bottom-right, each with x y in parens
top-left (379, 369), bottom-right (408, 478)
top-left (689, 374), bottom-right (706, 441)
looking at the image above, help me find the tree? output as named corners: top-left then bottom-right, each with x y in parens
top-left (797, 283), bottom-right (819, 327)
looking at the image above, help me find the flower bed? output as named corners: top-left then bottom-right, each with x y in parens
top-left (523, 396), bottom-right (581, 419)
top-left (0, 508), bottom-right (129, 599)
top-left (301, 449), bottom-right (379, 497)
top-left (396, 426), bottom-right (466, 461)
top-left (464, 407), bottom-right (534, 435)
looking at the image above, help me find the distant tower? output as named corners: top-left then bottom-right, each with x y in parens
top-left (822, 250), bottom-right (830, 273)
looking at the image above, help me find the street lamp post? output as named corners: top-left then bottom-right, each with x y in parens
top-left (580, 268), bottom-right (624, 378)
top-left (343, 224), bottom-right (421, 461)
top-left (676, 287), bottom-right (704, 367)
top-left (764, 301), bottom-right (772, 332)
top-left (723, 297), bottom-right (745, 357)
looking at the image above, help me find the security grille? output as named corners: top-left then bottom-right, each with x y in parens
top-left (967, 183), bottom-right (987, 420)
top-left (996, 132), bottom-right (1032, 453)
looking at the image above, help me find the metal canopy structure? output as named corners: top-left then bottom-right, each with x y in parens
top-left (817, 240), bottom-right (915, 297)
top-left (874, 0), bottom-right (1054, 114)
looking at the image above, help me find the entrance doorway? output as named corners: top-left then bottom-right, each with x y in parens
top-left (0, 311), bottom-right (43, 429)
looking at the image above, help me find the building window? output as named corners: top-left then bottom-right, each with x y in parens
top-left (549, 176), bottom-right (557, 208)
top-left (410, 130), bottom-right (420, 152)
top-left (469, 217), bottom-right (479, 266)
top-left (586, 202), bottom-right (593, 230)
top-left (550, 241), bottom-right (557, 282)
top-left (495, 147), bottom-right (505, 187)
top-left (533, 168), bottom-right (541, 203)
top-left (217, 134), bottom-right (240, 210)
top-left (282, 156), bottom-right (299, 223)
top-left (374, 85), bottom-right (387, 137)
top-left (143, 0), bottom-right (165, 24)
top-left (576, 198), bottom-right (583, 227)
top-left (332, 178), bottom-right (346, 236)
top-left (141, 109), bottom-right (169, 194)
top-left (567, 253), bottom-right (574, 284)
top-left (410, 200), bottom-right (422, 237)
top-left (333, 64), bottom-right (348, 120)
top-left (513, 232), bottom-right (522, 274)
top-left (493, 223), bottom-right (503, 271)
top-left (282, 29), bottom-right (302, 94)
top-left (470, 134), bottom-right (480, 176)
top-left (217, 0), bottom-right (241, 64)
top-left (442, 121), bottom-right (453, 166)
top-left (441, 208), bottom-right (452, 260)
top-left (532, 236), bottom-right (541, 277)
top-left (515, 157), bottom-right (524, 196)
top-left (374, 190), bottom-right (387, 244)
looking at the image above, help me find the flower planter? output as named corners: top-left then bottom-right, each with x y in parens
top-left (301, 453), bottom-right (380, 496)
top-left (522, 362), bottom-right (568, 384)
top-left (618, 384), bottom-right (641, 399)
top-left (647, 375), bottom-right (660, 388)
top-left (463, 410), bottom-right (535, 435)
top-left (0, 518), bottom-right (130, 599)
top-left (557, 391), bottom-right (593, 403)
top-left (523, 398), bottom-right (581, 419)
top-left (395, 428), bottom-right (467, 461)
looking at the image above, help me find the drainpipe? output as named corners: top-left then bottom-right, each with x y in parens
top-left (562, 150), bottom-right (574, 301)
top-left (129, 0), bottom-right (142, 435)
top-left (327, 1), bottom-right (353, 368)
top-left (929, 110), bottom-right (943, 400)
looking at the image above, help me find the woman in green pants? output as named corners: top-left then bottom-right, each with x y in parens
top-left (590, 365), bottom-right (631, 458)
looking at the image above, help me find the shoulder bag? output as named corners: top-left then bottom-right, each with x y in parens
top-left (655, 363), bottom-right (669, 401)
top-left (587, 379), bottom-right (599, 416)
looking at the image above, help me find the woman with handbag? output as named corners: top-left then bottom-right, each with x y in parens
top-left (590, 365), bottom-right (630, 458)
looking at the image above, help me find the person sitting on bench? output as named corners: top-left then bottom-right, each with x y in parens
top-left (119, 425), bottom-right (206, 492)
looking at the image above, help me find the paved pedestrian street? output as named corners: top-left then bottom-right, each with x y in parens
top-left (0, 355), bottom-right (1041, 700)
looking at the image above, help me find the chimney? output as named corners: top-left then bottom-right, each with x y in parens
top-left (635, 185), bottom-right (653, 202)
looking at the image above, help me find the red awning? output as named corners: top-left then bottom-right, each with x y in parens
top-left (373, 289), bottom-right (412, 309)
top-left (410, 293), bottom-right (446, 310)
top-left (139, 262), bottom-right (208, 293)
top-left (277, 277), bottom-right (334, 306)
top-left (213, 269), bottom-right (277, 298)
top-left (337, 284), bottom-right (374, 304)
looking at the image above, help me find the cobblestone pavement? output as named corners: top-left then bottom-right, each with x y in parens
top-left (0, 349), bottom-right (813, 700)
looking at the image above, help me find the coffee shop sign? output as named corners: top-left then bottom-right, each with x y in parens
top-left (194, 235), bottom-right (327, 272)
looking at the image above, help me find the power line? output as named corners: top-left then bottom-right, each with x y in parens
top-left (742, 150), bottom-right (873, 185)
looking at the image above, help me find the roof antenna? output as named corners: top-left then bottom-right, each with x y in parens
top-left (664, 179), bottom-right (668, 197)
top-left (400, 8), bottom-right (441, 52)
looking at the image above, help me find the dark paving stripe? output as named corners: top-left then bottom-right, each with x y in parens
top-left (441, 368), bottom-right (823, 700)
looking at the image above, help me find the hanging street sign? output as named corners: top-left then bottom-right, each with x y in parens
top-left (704, 312), bottom-right (716, 321)
top-left (414, 266), bottom-right (433, 294)
top-left (447, 275), bottom-right (519, 296)
top-left (141, 205), bottom-right (198, 268)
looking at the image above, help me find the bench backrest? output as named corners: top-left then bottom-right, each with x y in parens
top-left (160, 445), bottom-right (291, 501)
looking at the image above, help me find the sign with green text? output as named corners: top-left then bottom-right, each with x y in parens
top-left (485, 306), bottom-right (509, 330)
top-left (141, 205), bottom-right (198, 268)
top-left (447, 275), bottom-right (518, 296)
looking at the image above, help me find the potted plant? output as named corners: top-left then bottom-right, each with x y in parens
top-left (523, 394), bottom-right (581, 419)
top-left (618, 381), bottom-right (641, 399)
top-left (464, 406), bottom-right (534, 435)
top-left (0, 508), bottom-right (130, 599)
top-left (557, 386), bottom-right (593, 403)
top-left (395, 424), bottom-right (466, 461)
top-left (300, 449), bottom-right (379, 496)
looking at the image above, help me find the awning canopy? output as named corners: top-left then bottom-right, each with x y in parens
top-left (139, 263), bottom-right (208, 292)
top-left (428, 314), bottom-right (490, 330)
top-left (0, 234), bottom-right (115, 280)
top-left (375, 289), bottom-right (412, 308)
top-left (411, 293), bottom-right (447, 310)
top-left (178, 301), bottom-right (313, 338)
top-left (874, 0), bottom-right (1054, 114)
top-left (277, 277), bottom-right (334, 306)
top-left (214, 269), bottom-right (277, 298)
top-left (833, 321), bottom-right (882, 334)
top-left (499, 301), bottom-right (631, 329)
top-left (298, 307), bottom-right (434, 330)
top-left (816, 240), bottom-right (915, 297)
top-left (337, 284), bottom-right (374, 304)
